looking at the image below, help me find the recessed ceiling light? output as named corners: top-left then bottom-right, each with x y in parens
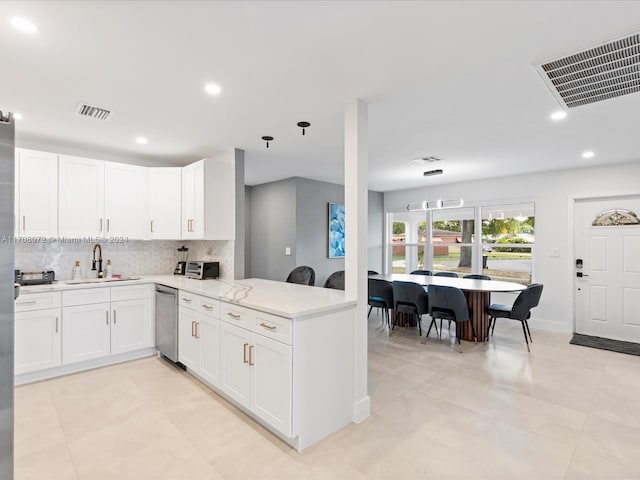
top-left (11, 17), bottom-right (38, 34)
top-left (550, 110), bottom-right (567, 121)
top-left (582, 150), bottom-right (595, 159)
top-left (135, 136), bottom-right (148, 145)
top-left (204, 83), bottom-right (221, 96)
top-left (13, 112), bottom-right (23, 120)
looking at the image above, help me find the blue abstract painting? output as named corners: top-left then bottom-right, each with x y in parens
top-left (328, 202), bottom-right (345, 258)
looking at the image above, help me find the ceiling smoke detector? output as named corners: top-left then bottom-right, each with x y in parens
top-left (535, 32), bottom-right (640, 109)
top-left (75, 103), bottom-right (112, 121)
top-left (413, 156), bottom-right (443, 164)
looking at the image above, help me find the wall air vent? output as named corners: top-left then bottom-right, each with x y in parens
top-left (535, 33), bottom-right (640, 109)
top-left (75, 103), bottom-right (112, 120)
top-left (413, 156), bottom-right (443, 164)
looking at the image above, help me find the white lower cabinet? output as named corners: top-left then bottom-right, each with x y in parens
top-left (15, 308), bottom-right (62, 375)
top-left (111, 297), bottom-right (154, 354)
top-left (62, 302), bottom-right (111, 364)
top-left (179, 304), bottom-right (221, 387)
top-left (61, 285), bottom-right (155, 365)
top-left (220, 320), bottom-right (292, 437)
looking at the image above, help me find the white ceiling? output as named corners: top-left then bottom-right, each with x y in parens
top-left (2, 1), bottom-right (640, 192)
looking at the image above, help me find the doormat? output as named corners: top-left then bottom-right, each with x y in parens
top-left (570, 333), bottom-right (640, 357)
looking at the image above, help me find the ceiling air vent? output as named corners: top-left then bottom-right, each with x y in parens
top-left (413, 156), bottom-right (443, 164)
top-left (535, 33), bottom-right (640, 109)
top-left (75, 103), bottom-right (112, 120)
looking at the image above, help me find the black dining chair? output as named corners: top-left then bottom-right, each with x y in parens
top-left (410, 270), bottom-right (433, 276)
top-left (324, 270), bottom-right (345, 290)
top-left (486, 284), bottom-right (543, 352)
top-left (285, 266), bottom-right (315, 286)
top-left (434, 272), bottom-right (459, 278)
top-left (368, 278), bottom-right (394, 327)
top-left (391, 281), bottom-right (429, 336)
top-left (427, 285), bottom-right (477, 346)
top-left (464, 274), bottom-right (491, 280)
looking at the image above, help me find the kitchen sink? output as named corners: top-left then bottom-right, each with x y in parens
top-left (64, 276), bottom-right (142, 285)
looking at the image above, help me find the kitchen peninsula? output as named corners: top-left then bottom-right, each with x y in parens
top-left (15, 276), bottom-right (357, 451)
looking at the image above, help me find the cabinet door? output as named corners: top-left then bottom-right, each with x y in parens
top-left (181, 160), bottom-right (204, 239)
top-left (15, 308), bottom-right (62, 375)
top-left (17, 149), bottom-right (58, 237)
top-left (178, 307), bottom-right (199, 370)
top-left (220, 321), bottom-right (252, 408)
top-left (105, 162), bottom-right (148, 239)
top-left (111, 297), bottom-right (153, 355)
top-left (198, 316), bottom-right (220, 387)
top-left (59, 155), bottom-right (105, 237)
top-left (251, 334), bottom-right (292, 437)
top-left (149, 168), bottom-right (181, 239)
top-left (62, 302), bottom-right (111, 364)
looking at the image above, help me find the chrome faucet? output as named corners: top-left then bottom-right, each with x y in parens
top-left (92, 244), bottom-right (104, 278)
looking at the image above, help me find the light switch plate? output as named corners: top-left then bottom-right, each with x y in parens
top-left (550, 248), bottom-right (560, 258)
top-left (285, 247), bottom-right (291, 256)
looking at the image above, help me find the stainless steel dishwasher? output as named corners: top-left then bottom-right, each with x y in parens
top-left (155, 285), bottom-right (179, 363)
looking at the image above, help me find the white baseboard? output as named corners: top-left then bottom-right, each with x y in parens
top-left (528, 317), bottom-right (573, 334)
top-left (15, 348), bottom-right (157, 386)
top-left (353, 395), bottom-right (371, 423)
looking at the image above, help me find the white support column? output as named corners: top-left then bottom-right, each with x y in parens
top-left (344, 99), bottom-right (371, 423)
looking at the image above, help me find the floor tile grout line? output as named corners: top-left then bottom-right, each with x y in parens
top-left (561, 350), bottom-right (610, 480)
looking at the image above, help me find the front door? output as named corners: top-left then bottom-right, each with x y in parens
top-left (574, 196), bottom-right (640, 342)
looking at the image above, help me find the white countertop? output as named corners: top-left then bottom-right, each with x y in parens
top-left (18, 275), bottom-right (356, 319)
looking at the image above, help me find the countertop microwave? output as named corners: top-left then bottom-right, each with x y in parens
top-left (185, 261), bottom-right (220, 280)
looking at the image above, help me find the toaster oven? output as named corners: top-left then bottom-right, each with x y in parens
top-left (185, 261), bottom-right (219, 280)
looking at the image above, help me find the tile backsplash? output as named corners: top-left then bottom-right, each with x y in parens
top-left (14, 240), bottom-right (234, 281)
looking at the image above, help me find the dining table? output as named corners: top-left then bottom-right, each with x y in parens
top-left (369, 273), bottom-right (526, 342)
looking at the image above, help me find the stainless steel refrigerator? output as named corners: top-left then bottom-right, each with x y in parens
top-left (0, 110), bottom-right (16, 479)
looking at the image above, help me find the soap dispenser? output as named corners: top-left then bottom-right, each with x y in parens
top-left (105, 259), bottom-right (113, 279)
top-left (72, 261), bottom-right (82, 280)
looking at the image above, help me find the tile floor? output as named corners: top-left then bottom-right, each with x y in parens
top-left (14, 314), bottom-right (640, 480)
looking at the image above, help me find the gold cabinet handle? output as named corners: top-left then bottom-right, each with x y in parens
top-left (99, 218), bottom-right (103, 232)
top-left (243, 343), bottom-right (248, 363)
top-left (55, 317), bottom-right (59, 333)
top-left (249, 345), bottom-right (254, 366)
top-left (150, 220), bottom-right (154, 233)
top-left (182, 297), bottom-right (192, 303)
top-left (195, 322), bottom-right (199, 339)
top-left (22, 215), bottom-right (25, 231)
top-left (113, 310), bottom-right (116, 324)
top-left (201, 304), bottom-right (213, 311)
top-left (227, 312), bottom-right (241, 319)
top-left (191, 320), bottom-right (196, 337)
top-left (16, 300), bottom-right (37, 305)
top-left (259, 322), bottom-right (276, 330)
top-left (106, 311), bottom-right (109, 325)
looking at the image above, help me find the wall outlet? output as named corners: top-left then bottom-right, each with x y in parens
top-left (550, 248), bottom-right (560, 258)
top-left (285, 247), bottom-right (291, 256)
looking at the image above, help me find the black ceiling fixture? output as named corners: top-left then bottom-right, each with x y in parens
top-left (423, 169), bottom-right (444, 177)
top-left (261, 136), bottom-right (274, 148)
top-left (297, 121), bottom-right (310, 135)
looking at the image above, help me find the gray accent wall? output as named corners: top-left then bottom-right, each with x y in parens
top-left (246, 177), bottom-right (384, 287)
top-left (247, 178), bottom-right (298, 283)
top-left (295, 178), bottom-right (345, 287)
top-left (0, 119), bottom-right (15, 479)
top-left (368, 190), bottom-right (384, 274)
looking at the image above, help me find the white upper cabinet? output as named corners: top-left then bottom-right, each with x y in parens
top-left (16, 149), bottom-right (59, 237)
top-left (59, 155), bottom-right (148, 239)
top-left (104, 162), bottom-right (148, 239)
top-left (181, 160), bottom-right (205, 239)
top-left (149, 167), bottom-right (182, 239)
top-left (181, 152), bottom-right (237, 240)
top-left (59, 155), bottom-right (105, 237)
